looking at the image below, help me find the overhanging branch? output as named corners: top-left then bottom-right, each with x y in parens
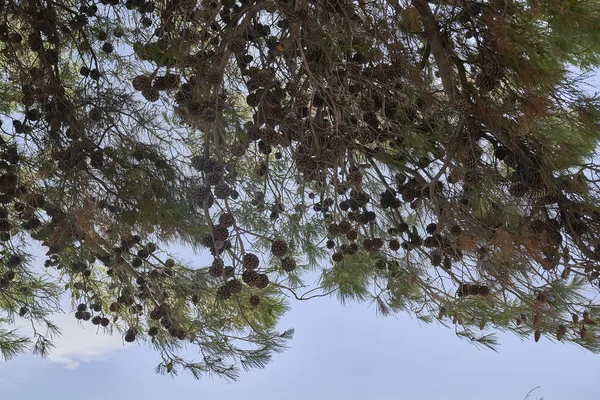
top-left (410, 0), bottom-right (534, 168)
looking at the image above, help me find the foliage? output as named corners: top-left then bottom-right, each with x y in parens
top-left (1, 0), bottom-right (600, 379)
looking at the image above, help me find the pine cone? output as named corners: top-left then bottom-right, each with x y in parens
top-left (132, 75), bottom-right (152, 92)
top-left (124, 328), bottom-right (137, 343)
top-left (209, 258), bottom-right (225, 277)
top-left (508, 183), bottom-right (527, 198)
top-left (219, 212), bottom-right (235, 227)
top-left (226, 278), bottom-right (243, 294)
top-left (450, 225), bottom-right (462, 236)
top-left (242, 269), bottom-right (260, 286)
top-left (372, 238), bottom-right (384, 250)
top-left (223, 266), bottom-right (235, 279)
top-left (214, 182), bottom-right (232, 199)
top-left (250, 294), bottom-right (261, 307)
top-left (457, 283), bottom-right (490, 297)
top-left (443, 256), bottom-right (452, 270)
top-left (346, 230), bottom-right (358, 241)
top-left (431, 252), bottom-right (442, 267)
top-left (150, 305), bottom-right (166, 320)
top-left (556, 325), bottom-right (567, 341)
top-left (271, 239), bottom-right (288, 258)
top-left (282, 256), bottom-right (297, 272)
top-left (242, 253), bottom-right (260, 270)
top-left (193, 185), bottom-right (212, 204)
top-left (213, 224), bottom-right (229, 241)
top-left (206, 171), bottom-right (221, 186)
top-left (142, 87), bottom-right (160, 102)
top-left (263, 0), bottom-right (277, 13)
top-left (426, 223), bottom-right (438, 234)
top-left (256, 273), bottom-right (269, 289)
top-left (216, 285), bottom-right (232, 300)
top-left (527, 219), bottom-right (546, 234)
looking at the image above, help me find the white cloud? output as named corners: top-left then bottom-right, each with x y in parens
top-left (18, 312), bottom-right (127, 369)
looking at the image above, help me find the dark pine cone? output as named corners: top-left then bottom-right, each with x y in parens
top-left (201, 234), bottom-right (214, 248)
top-left (190, 155), bottom-right (205, 171)
top-left (150, 305), bottom-right (166, 320)
top-left (169, 327), bottom-right (186, 340)
top-left (148, 326), bottom-right (159, 336)
top-left (219, 212), bottom-right (235, 227)
top-left (209, 258), bottom-right (225, 277)
top-left (193, 185), bottom-right (212, 204)
top-left (338, 220), bottom-right (353, 234)
top-left (213, 224), bottom-right (229, 241)
top-left (132, 257), bottom-right (143, 268)
top-left (256, 274), bottom-right (269, 289)
top-left (457, 283), bottom-right (490, 297)
top-left (380, 190), bottom-right (400, 209)
top-left (150, 268), bottom-right (164, 278)
top-left (282, 256), bottom-right (297, 272)
top-left (431, 252), bottom-right (442, 267)
top-left (225, 278), bottom-right (243, 294)
top-left (242, 269), bottom-right (261, 286)
top-left (426, 223), bottom-right (437, 234)
top-left (443, 256), bottom-right (452, 270)
top-left (216, 285), bottom-right (232, 300)
top-left (508, 183), bottom-right (527, 198)
top-left (124, 328), bottom-right (137, 343)
top-left (206, 171), bottom-right (222, 186)
top-left (132, 75), bottom-right (152, 92)
top-left (271, 239), bottom-right (288, 258)
top-left (250, 294), bottom-right (260, 307)
top-left (449, 225), bottom-right (462, 236)
top-left (372, 238), bottom-right (384, 250)
top-left (223, 266), bottom-right (235, 279)
top-left (214, 182), bottom-right (232, 199)
top-left (346, 230), bottom-right (358, 241)
top-left (242, 253), bottom-right (260, 270)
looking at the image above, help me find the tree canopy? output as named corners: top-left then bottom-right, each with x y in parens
top-left (1, 0), bottom-right (600, 380)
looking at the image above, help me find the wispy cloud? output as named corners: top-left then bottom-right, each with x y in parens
top-left (18, 312), bottom-right (126, 369)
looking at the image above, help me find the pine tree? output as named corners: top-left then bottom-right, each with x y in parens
top-left (1, 0), bottom-right (600, 380)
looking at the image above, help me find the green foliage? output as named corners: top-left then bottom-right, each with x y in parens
top-left (2, 0), bottom-right (600, 380)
